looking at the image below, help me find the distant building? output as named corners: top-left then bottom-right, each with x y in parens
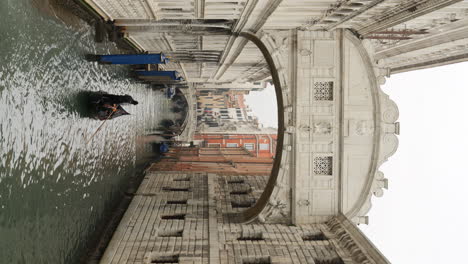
top-left (149, 146), bottom-right (274, 176)
top-left (193, 82), bottom-right (267, 92)
top-left (196, 90), bottom-right (263, 133)
top-left (194, 133), bottom-right (277, 158)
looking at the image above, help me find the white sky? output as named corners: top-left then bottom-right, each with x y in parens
top-left (245, 83), bottom-right (278, 128)
top-left (246, 62), bottom-right (468, 263)
top-left (360, 61), bottom-right (468, 263)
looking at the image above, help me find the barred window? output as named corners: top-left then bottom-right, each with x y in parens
top-left (238, 231), bottom-right (264, 241)
top-left (313, 156), bottom-right (333, 175)
top-left (242, 257), bottom-right (271, 264)
top-left (314, 258), bottom-right (345, 264)
top-left (314, 81), bottom-right (333, 101)
top-left (302, 232), bottom-right (327, 241)
top-left (150, 254), bottom-right (180, 263)
top-left (259, 144), bottom-right (269, 150)
top-left (244, 143), bottom-right (254, 150)
top-left (158, 229), bottom-right (183, 237)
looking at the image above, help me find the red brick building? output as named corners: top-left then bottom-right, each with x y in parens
top-left (194, 133), bottom-right (277, 158)
top-left (149, 146), bottom-right (274, 175)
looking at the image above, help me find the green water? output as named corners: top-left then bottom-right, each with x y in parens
top-left (0, 1), bottom-right (169, 263)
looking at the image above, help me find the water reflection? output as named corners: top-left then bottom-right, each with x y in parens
top-left (0, 0), bottom-right (170, 263)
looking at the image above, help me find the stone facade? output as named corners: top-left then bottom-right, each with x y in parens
top-left (100, 172), bottom-right (389, 264)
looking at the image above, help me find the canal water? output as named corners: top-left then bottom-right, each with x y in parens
top-left (0, 1), bottom-right (171, 263)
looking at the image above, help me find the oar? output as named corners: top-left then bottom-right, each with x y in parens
top-left (86, 109), bottom-right (115, 144)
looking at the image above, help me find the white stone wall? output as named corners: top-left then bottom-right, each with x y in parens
top-left (294, 30), bottom-right (340, 222)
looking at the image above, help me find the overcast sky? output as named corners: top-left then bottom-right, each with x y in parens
top-left (360, 61), bottom-right (468, 263)
top-left (246, 62), bottom-right (468, 263)
top-left (245, 83), bottom-right (278, 128)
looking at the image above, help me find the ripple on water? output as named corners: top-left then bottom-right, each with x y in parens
top-left (0, 0), bottom-right (173, 263)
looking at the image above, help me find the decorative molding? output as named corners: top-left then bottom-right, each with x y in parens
top-left (327, 218), bottom-right (376, 264)
top-left (342, 30), bottom-right (399, 224)
top-left (286, 126), bottom-right (295, 134)
top-left (258, 198), bottom-right (289, 224)
top-left (358, 0), bottom-right (463, 36)
top-left (350, 88), bottom-right (398, 221)
top-left (371, 171), bottom-right (388, 198)
top-left (374, 13), bottom-right (468, 58)
top-left (301, 0), bottom-right (386, 31)
top-left (383, 39), bottom-right (468, 72)
top-left (257, 164), bottom-right (291, 224)
top-left (297, 199), bottom-right (310, 207)
top-left (327, 216), bottom-right (391, 264)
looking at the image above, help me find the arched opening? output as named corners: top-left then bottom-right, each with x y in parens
top-left (222, 32), bottom-right (285, 223)
top-left (147, 31), bottom-right (285, 224)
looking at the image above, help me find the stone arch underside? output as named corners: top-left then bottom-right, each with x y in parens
top-left (224, 31), bottom-right (286, 223)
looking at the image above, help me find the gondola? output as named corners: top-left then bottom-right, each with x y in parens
top-left (85, 91), bottom-right (137, 120)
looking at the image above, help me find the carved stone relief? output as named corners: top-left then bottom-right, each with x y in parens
top-left (381, 97), bottom-right (399, 123)
top-left (297, 199), bottom-right (310, 207)
top-left (355, 120), bottom-right (374, 136)
top-left (300, 49), bottom-right (312, 56)
top-left (299, 124), bottom-right (311, 132)
top-left (371, 171), bottom-right (388, 198)
top-left (314, 81), bottom-right (334, 101)
top-left (314, 121), bottom-right (332, 135)
top-left (258, 198), bottom-right (289, 224)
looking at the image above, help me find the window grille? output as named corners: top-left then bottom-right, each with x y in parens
top-left (244, 143), bottom-right (254, 150)
top-left (259, 144), bottom-right (269, 150)
top-left (313, 156), bottom-right (333, 175)
top-left (314, 81), bottom-right (333, 101)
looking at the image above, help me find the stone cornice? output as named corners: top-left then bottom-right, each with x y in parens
top-left (327, 215), bottom-right (391, 264)
top-left (341, 31), bottom-right (396, 222)
top-left (375, 18), bottom-right (468, 60)
top-left (358, 0), bottom-right (463, 35)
